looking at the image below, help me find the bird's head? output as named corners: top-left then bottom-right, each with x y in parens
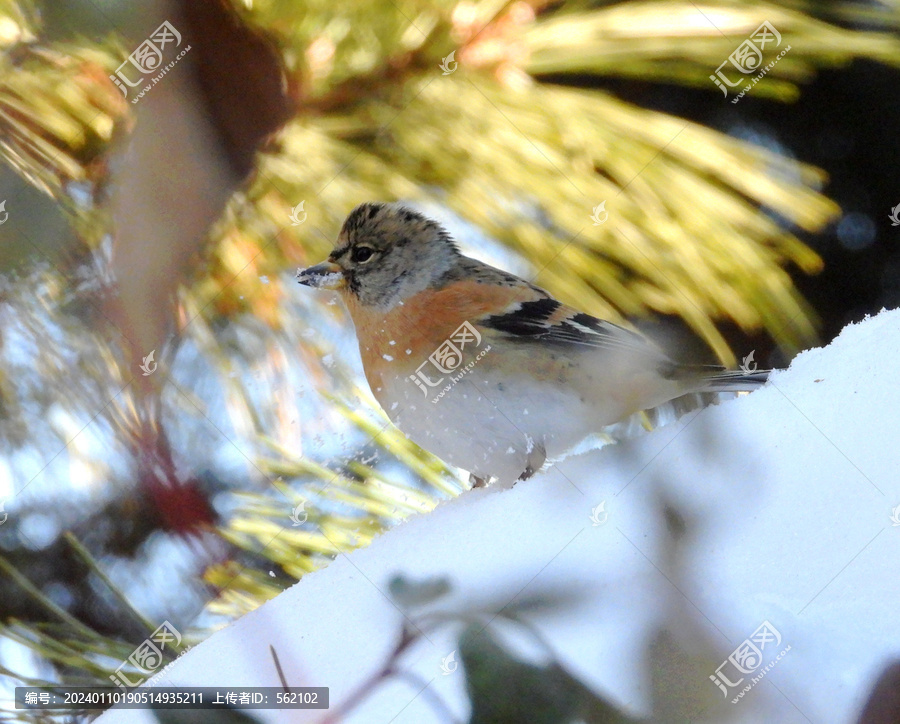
top-left (296, 202), bottom-right (461, 309)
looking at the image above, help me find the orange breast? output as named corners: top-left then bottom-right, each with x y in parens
top-left (343, 281), bottom-right (532, 393)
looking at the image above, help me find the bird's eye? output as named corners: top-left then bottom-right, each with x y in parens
top-left (351, 246), bottom-right (375, 263)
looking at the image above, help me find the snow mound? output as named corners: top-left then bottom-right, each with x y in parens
top-left (99, 308), bottom-right (900, 723)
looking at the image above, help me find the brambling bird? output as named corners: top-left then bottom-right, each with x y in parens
top-left (297, 203), bottom-right (768, 487)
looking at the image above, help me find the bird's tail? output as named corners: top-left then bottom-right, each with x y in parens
top-left (699, 368), bottom-right (771, 392)
top-left (587, 367), bottom-right (770, 448)
top-left (662, 362), bottom-right (771, 393)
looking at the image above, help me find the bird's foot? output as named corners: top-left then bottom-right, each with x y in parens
top-left (469, 473), bottom-right (488, 489)
top-left (517, 442), bottom-right (547, 483)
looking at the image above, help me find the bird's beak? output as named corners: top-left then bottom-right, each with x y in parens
top-left (296, 261), bottom-right (345, 290)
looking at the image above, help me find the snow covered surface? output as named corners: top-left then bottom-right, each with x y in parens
top-left (98, 308), bottom-right (900, 723)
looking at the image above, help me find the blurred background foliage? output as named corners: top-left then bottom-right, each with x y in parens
top-left (0, 0), bottom-right (898, 719)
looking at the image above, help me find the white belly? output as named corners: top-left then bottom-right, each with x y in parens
top-left (379, 360), bottom-right (593, 485)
